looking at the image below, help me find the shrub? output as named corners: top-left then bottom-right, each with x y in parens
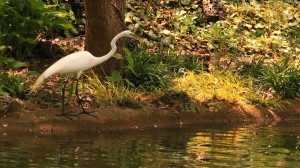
top-left (172, 70), bottom-right (286, 108)
top-left (201, 23), bottom-right (240, 70)
top-left (241, 56), bottom-right (300, 99)
top-left (85, 47), bottom-right (203, 98)
top-left (0, 54), bottom-right (30, 97)
top-left (123, 47), bottom-right (202, 91)
top-left (126, 0), bottom-right (204, 55)
top-left (258, 58), bottom-right (300, 98)
top-left (84, 70), bottom-right (142, 100)
top-left (0, 0), bottom-right (74, 58)
top-left (173, 71), bottom-right (252, 103)
top-left (202, 0), bottom-right (300, 70)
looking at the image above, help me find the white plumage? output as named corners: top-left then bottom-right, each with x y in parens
top-left (31, 30), bottom-right (135, 92)
top-left (30, 30), bottom-right (137, 118)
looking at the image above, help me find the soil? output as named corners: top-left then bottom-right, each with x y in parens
top-left (1, 95), bottom-right (300, 134)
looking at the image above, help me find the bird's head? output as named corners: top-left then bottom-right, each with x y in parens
top-left (121, 30), bottom-right (140, 40)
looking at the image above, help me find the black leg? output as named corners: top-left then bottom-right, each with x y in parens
top-left (173, 111), bottom-right (183, 127)
top-left (75, 78), bottom-right (97, 118)
top-left (57, 77), bottom-right (77, 120)
top-left (62, 78), bottom-right (67, 114)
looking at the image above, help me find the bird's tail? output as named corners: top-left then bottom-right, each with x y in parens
top-left (30, 74), bottom-right (45, 94)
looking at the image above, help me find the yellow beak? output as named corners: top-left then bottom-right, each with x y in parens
top-left (131, 33), bottom-right (142, 40)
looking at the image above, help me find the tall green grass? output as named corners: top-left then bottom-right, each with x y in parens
top-left (123, 47), bottom-right (202, 91)
top-left (84, 70), bottom-right (143, 100)
top-left (173, 71), bottom-right (251, 103)
top-left (241, 57), bottom-right (300, 99)
top-left (84, 48), bottom-right (203, 100)
top-left (172, 70), bottom-right (285, 108)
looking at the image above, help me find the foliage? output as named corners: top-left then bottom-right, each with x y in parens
top-left (240, 55), bottom-right (300, 99)
top-left (173, 71), bottom-right (254, 103)
top-left (200, 0), bottom-right (300, 100)
top-left (42, 0), bottom-right (80, 37)
top-left (2, 0), bottom-right (299, 104)
top-left (172, 70), bottom-right (285, 108)
top-left (239, 56), bottom-right (265, 78)
top-left (126, 0), bottom-right (204, 55)
top-left (85, 47), bottom-right (202, 99)
top-left (84, 70), bottom-right (142, 100)
top-left (201, 23), bottom-right (240, 70)
top-left (0, 0), bottom-right (74, 58)
top-left (202, 0), bottom-right (300, 70)
top-left (258, 57), bottom-right (300, 98)
top-left (0, 54), bottom-right (29, 97)
top-left (122, 47), bottom-right (202, 91)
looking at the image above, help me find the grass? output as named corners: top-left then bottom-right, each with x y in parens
top-left (172, 70), bottom-right (285, 109)
top-left (84, 70), bottom-right (144, 100)
top-left (82, 45), bottom-right (296, 110)
top-left (173, 71), bottom-right (251, 103)
top-left (84, 57), bottom-right (287, 109)
top-left (123, 47), bottom-right (202, 92)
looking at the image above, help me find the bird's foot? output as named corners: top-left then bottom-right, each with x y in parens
top-left (77, 98), bottom-right (84, 104)
top-left (57, 112), bottom-right (78, 120)
top-left (79, 110), bottom-right (97, 118)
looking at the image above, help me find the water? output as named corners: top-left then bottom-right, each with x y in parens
top-left (1, 122), bottom-right (300, 168)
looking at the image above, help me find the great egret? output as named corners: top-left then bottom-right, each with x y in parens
top-left (31, 30), bottom-right (137, 118)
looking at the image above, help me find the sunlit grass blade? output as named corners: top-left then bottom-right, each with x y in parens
top-left (172, 71), bottom-right (285, 108)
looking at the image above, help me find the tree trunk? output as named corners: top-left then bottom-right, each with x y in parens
top-left (83, 0), bottom-right (125, 76)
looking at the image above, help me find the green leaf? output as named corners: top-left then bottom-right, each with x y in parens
top-left (27, 71), bottom-right (41, 77)
top-left (161, 37), bottom-right (171, 46)
top-left (148, 30), bottom-right (158, 40)
top-left (5, 58), bottom-right (27, 68)
top-left (124, 48), bottom-right (134, 68)
top-left (125, 78), bottom-right (135, 87)
top-left (0, 0), bottom-right (9, 6)
top-left (12, 61), bottom-right (27, 68)
top-left (181, 0), bottom-right (190, 5)
top-left (113, 53), bottom-right (123, 59)
top-left (0, 56), bottom-right (4, 65)
top-left (0, 45), bottom-right (12, 51)
top-left (27, 0), bottom-right (44, 11)
top-left (110, 70), bottom-right (123, 82)
top-left (123, 47), bottom-right (131, 57)
top-left (68, 81), bottom-right (74, 101)
top-left (127, 53), bottom-right (134, 67)
top-left (160, 30), bottom-right (171, 35)
top-left (0, 88), bottom-right (10, 96)
top-left (52, 19), bottom-right (73, 29)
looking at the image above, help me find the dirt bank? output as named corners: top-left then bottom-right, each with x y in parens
top-left (1, 97), bottom-right (300, 134)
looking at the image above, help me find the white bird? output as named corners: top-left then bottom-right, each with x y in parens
top-left (31, 30), bottom-right (137, 119)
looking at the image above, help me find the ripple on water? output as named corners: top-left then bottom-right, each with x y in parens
top-left (0, 122), bottom-right (300, 167)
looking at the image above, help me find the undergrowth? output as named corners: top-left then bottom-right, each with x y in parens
top-left (122, 47), bottom-right (202, 92)
top-left (0, 55), bottom-right (31, 97)
top-left (84, 70), bottom-right (144, 100)
top-left (0, 0), bottom-right (74, 58)
top-left (172, 71), bottom-right (285, 109)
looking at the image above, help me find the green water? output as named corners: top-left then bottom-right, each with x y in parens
top-left (0, 122), bottom-right (300, 167)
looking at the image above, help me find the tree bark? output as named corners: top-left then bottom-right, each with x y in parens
top-left (83, 0), bottom-right (126, 76)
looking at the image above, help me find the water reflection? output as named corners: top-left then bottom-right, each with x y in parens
top-left (0, 122), bottom-right (300, 167)
top-left (185, 122), bottom-right (300, 167)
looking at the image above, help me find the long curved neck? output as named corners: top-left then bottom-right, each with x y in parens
top-left (94, 33), bottom-right (123, 64)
